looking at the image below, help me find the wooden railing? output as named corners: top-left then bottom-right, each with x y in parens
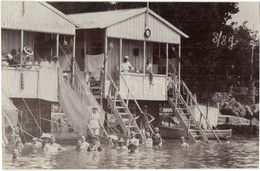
top-left (168, 59), bottom-right (221, 143)
top-left (107, 71), bottom-right (155, 134)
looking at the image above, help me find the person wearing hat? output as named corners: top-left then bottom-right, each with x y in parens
top-left (89, 107), bottom-right (102, 136)
top-left (121, 56), bottom-right (134, 72)
top-left (49, 56), bottom-right (59, 70)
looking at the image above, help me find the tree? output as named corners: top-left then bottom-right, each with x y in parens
top-left (49, 2), bottom-right (260, 104)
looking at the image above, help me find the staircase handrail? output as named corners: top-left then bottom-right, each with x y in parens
top-left (107, 70), bottom-right (155, 134)
top-left (170, 82), bottom-right (210, 143)
top-left (168, 59), bottom-right (221, 143)
top-left (182, 81), bottom-right (221, 143)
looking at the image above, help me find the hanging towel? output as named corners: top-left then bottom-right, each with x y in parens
top-left (85, 54), bottom-right (104, 81)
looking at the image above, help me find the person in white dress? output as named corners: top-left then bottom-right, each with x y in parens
top-left (49, 56), bottom-right (59, 70)
top-left (89, 107), bottom-right (102, 136)
top-left (40, 56), bottom-right (50, 69)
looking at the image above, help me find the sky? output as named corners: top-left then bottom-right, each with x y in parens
top-left (227, 2), bottom-right (259, 32)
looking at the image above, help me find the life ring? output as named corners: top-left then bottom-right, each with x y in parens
top-left (144, 29), bottom-right (151, 38)
top-left (23, 46), bottom-right (33, 56)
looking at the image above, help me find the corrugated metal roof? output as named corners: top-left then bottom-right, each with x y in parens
top-left (68, 8), bottom-right (146, 29)
top-left (68, 8), bottom-right (188, 38)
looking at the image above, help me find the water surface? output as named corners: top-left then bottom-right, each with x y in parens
top-left (3, 137), bottom-right (259, 169)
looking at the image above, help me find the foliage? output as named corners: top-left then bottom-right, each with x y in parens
top-left (211, 92), bottom-right (231, 105)
top-left (220, 98), bottom-right (246, 117)
top-left (49, 2), bottom-right (259, 103)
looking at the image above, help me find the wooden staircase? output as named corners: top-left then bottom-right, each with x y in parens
top-left (168, 80), bottom-right (221, 143)
top-left (167, 59), bottom-right (221, 143)
top-left (107, 73), bottom-right (148, 140)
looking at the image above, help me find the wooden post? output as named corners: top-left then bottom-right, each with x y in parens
top-left (104, 31), bottom-right (108, 99)
top-left (84, 30), bottom-right (87, 80)
top-left (143, 41), bottom-right (146, 74)
top-left (166, 43), bottom-right (169, 76)
top-left (119, 39), bottom-right (122, 74)
top-left (166, 43), bottom-right (169, 99)
top-left (206, 102), bottom-right (209, 129)
top-left (56, 34), bottom-right (59, 57)
top-left (72, 35), bottom-right (76, 87)
top-left (20, 30), bottom-right (24, 64)
top-left (178, 44), bottom-right (181, 91)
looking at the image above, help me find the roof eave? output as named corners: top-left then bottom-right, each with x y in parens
top-left (40, 2), bottom-right (80, 28)
top-left (148, 9), bottom-right (189, 38)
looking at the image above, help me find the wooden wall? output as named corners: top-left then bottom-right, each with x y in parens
top-left (107, 12), bottom-right (181, 44)
top-left (1, 1), bottom-right (75, 35)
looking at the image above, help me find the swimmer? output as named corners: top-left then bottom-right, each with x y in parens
top-left (89, 136), bottom-right (102, 151)
top-left (180, 136), bottom-right (189, 147)
top-left (143, 132), bottom-right (153, 147)
top-left (76, 135), bottom-right (90, 150)
top-left (15, 139), bottom-right (24, 153)
top-left (12, 148), bottom-right (20, 163)
top-left (116, 137), bottom-right (127, 149)
top-left (225, 136), bottom-right (231, 144)
top-left (152, 127), bottom-right (162, 146)
top-left (30, 137), bottom-right (43, 153)
top-left (126, 131), bottom-right (139, 152)
top-left (44, 136), bottom-right (66, 153)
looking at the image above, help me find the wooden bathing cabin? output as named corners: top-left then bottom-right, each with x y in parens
top-left (68, 7), bottom-right (224, 143)
top-left (1, 1), bottom-right (78, 140)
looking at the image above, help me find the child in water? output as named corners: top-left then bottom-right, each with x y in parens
top-left (89, 136), bottom-right (102, 151)
top-left (152, 127), bottom-right (162, 146)
top-left (126, 131), bottom-right (139, 152)
top-left (180, 136), bottom-right (189, 147)
top-left (76, 135), bottom-right (90, 150)
top-left (12, 148), bottom-right (20, 163)
top-left (116, 137), bottom-right (127, 149)
top-left (143, 132), bottom-right (153, 147)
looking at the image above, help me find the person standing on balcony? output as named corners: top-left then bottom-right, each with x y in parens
top-left (146, 58), bottom-right (153, 86)
top-left (89, 107), bottom-right (102, 136)
top-left (24, 56), bottom-right (33, 69)
top-left (40, 56), bottom-right (50, 69)
top-left (49, 56), bottom-right (59, 70)
top-left (121, 56), bottom-right (134, 72)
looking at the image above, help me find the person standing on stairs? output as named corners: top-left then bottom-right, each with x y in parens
top-left (89, 107), bottom-right (102, 136)
top-left (140, 105), bottom-right (155, 135)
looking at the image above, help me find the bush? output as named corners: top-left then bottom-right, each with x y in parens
top-left (211, 92), bottom-right (246, 117)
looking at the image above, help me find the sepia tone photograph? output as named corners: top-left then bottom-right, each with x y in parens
top-left (1, 0), bottom-right (259, 169)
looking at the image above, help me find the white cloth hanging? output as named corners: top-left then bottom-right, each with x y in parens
top-left (84, 54), bottom-right (104, 81)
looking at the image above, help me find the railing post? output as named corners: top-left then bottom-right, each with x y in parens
top-left (126, 90), bottom-right (130, 107)
top-left (20, 30), bottom-right (24, 64)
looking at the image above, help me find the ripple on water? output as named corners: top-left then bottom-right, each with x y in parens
top-left (2, 138), bottom-right (259, 169)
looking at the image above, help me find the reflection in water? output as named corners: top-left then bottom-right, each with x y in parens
top-left (3, 138), bottom-right (259, 169)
